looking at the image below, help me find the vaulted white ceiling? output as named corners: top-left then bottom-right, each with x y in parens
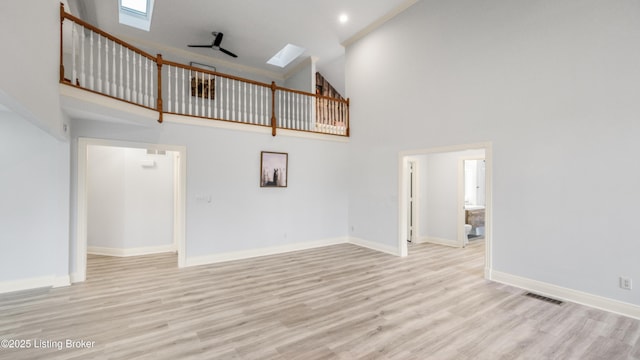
top-left (69, 0), bottom-right (417, 86)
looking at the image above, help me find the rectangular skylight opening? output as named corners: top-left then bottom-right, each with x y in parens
top-left (121, 0), bottom-right (148, 15)
top-left (267, 44), bottom-right (306, 68)
top-left (119, 0), bottom-right (154, 31)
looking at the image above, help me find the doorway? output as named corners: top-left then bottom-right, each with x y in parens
top-left (398, 143), bottom-right (493, 278)
top-left (74, 138), bottom-right (186, 283)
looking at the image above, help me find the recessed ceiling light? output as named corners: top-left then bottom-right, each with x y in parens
top-left (267, 44), bottom-right (306, 68)
top-left (339, 13), bottom-right (349, 24)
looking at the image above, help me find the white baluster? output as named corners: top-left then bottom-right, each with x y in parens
top-left (174, 65), bottom-right (178, 112)
top-left (249, 84), bottom-right (254, 124)
top-left (72, 23), bottom-right (77, 86)
top-left (80, 27), bottom-right (86, 87)
top-left (181, 68), bottom-right (185, 114)
top-left (195, 71), bottom-right (200, 116)
top-left (201, 72), bottom-right (205, 117)
top-left (167, 66), bottom-right (172, 113)
top-left (148, 58), bottom-right (154, 107)
top-left (112, 43), bottom-right (117, 96)
top-left (125, 49), bottom-right (131, 101)
top-left (207, 73), bottom-right (211, 118)
top-left (97, 35), bottom-right (102, 92)
top-left (188, 71), bottom-right (192, 115)
top-left (225, 78), bottom-right (231, 120)
top-left (231, 79), bottom-right (236, 120)
top-left (132, 54), bottom-right (137, 103)
top-left (242, 82), bottom-right (246, 123)
top-left (104, 36), bottom-right (110, 95)
top-left (213, 76), bottom-right (217, 118)
top-left (118, 45), bottom-right (124, 98)
top-left (89, 31), bottom-right (94, 90)
top-left (143, 58), bottom-right (148, 106)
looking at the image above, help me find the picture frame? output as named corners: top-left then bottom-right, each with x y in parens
top-left (260, 151), bottom-right (288, 188)
top-left (190, 61), bottom-right (216, 100)
top-left (191, 76), bottom-right (214, 99)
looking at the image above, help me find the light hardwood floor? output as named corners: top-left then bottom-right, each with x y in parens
top-left (1, 241), bottom-right (639, 359)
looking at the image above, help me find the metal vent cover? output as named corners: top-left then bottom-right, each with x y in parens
top-left (523, 292), bottom-right (563, 305)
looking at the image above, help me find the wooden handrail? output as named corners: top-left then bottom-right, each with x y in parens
top-left (60, 8), bottom-right (156, 61)
top-left (162, 59), bottom-right (272, 89)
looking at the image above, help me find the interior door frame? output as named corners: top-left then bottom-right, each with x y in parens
top-left (459, 156), bottom-right (486, 248)
top-left (74, 137), bottom-right (187, 283)
top-left (398, 142), bottom-right (493, 279)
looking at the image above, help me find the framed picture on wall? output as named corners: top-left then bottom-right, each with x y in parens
top-left (260, 151), bottom-right (288, 188)
top-left (190, 62), bottom-right (216, 100)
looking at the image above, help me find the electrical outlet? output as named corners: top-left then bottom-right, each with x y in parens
top-left (619, 277), bottom-right (632, 290)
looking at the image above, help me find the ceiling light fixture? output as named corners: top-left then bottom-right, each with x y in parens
top-left (339, 13), bottom-right (349, 24)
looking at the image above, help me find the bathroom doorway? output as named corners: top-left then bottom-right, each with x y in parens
top-left (461, 158), bottom-right (486, 246)
top-left (398, 143), bottom-right (493, 278)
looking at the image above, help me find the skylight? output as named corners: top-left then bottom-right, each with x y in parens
top-left (267, 44), bottom-right (306, 68)
top-left (119, 0), bottom-right (154, 31)
top-left (121, 0), bottom-right (148, 15)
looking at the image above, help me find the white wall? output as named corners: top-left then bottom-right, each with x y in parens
top-left (284, 57), bottom-right (316, 93)
top-left (87, 146), bottom-right (174, 250)
top-left (0, 110), bottom-right (70, 284)
top-left (70, 119), bottom-right (348, 270)
top-left (347, 0), bottom-right (640, 305)
top-left (317, 55), bottom-right (346, 98)
top-left (0, 0), bottom-right (67, 139)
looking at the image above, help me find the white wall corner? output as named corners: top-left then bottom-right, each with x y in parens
top-left (348, 237), bottom-right (402, 256)
top-left (185, 237), bottom-right (349, 267)
top-left (53, 275), bottom-right (71, 288)
top-left (491, 270), bottom-right (640, 320)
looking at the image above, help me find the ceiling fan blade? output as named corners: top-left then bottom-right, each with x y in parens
top-left (219, 47), bottom-right (238, 58)
top-left (213, 32), bottom-right (224, 47)
top-left (188, 44), bottom-right (213, 48)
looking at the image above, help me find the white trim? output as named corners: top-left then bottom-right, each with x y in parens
top-left (349, 237), bottom-right (401, 256)
top-left (186, 238), bottom-right (348, 267)
top-left (491, 270), bottom-right (640, 320)
top-left (75, 138), bottom-right (187, 283)
top-left (163, 114), bottom-right (349, 143)
top-left (88, 245), bottom-right (177, 257)
top-left (421, 236), bottom-right (460, 248)
top-left (341, 0), bottom-right (419, 48)
top-left (0, 275), bottom-right (70, 294)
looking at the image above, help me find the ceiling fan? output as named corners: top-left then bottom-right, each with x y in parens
top-left (188, 32), bottom-right (238, 58)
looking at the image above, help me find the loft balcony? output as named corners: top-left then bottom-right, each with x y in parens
top-left (59, 5), bottom-right (349, 137)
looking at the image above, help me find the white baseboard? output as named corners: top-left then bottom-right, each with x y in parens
top-left (186, 238), bottom-right (348, 267)
top-left (491, 270), bottom-right (640, 320)
top-left (88, 244), bottom-right (176, 257)
top-left (0, 275), bottom-right (70, 294)
top-left (348, 237), bottom-right (401, 256)
top-left (421, 236), bottom-right (460, 248)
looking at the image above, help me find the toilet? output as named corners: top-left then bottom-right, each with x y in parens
top-left (464, 224), bottom-right (473, 238)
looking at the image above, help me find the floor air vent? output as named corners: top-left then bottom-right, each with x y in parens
top-left (523, 292), bottom-right (563, 305)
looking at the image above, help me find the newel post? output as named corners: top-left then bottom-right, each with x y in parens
top-left (346, 98), bottom-right (350, 137)
top-left (270, 81), bottom-right (277, 136)
top-left (156, 54), bottom-right (163, 123)
top-left (59, 3), bottom-right (65, 83)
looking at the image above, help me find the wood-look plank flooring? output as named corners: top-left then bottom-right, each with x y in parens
top-left (1, 241), bottom-right (639, 359)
